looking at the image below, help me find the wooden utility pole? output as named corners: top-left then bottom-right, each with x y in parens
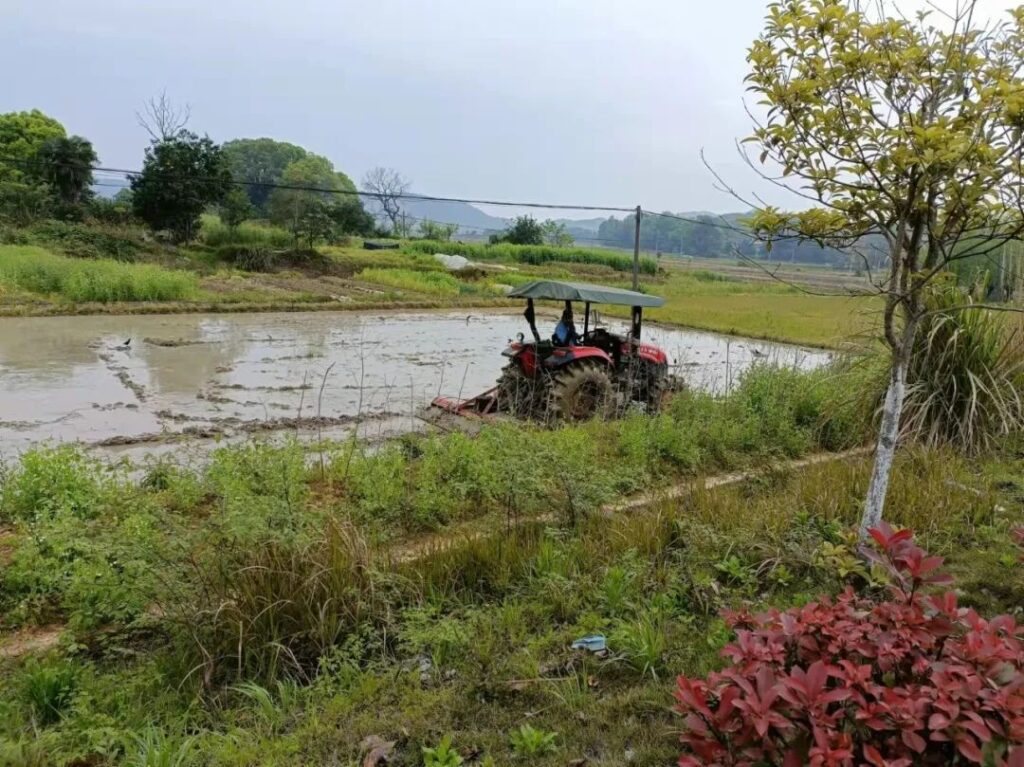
top-left (632, 205), bottom-right (642, 290)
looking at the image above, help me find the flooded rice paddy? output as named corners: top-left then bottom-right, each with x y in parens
top-left (0, 310), bottom-right (830, 459)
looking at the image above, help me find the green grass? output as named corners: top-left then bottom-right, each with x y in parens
top-left (603, 269), bottom-right (881, 347)
top-left (0, 219), bottom-right (873, 348)
top-left (200, 216), bottom-right (294, 250)
top-left (355, 267), bottom-right (464, 297)
top-left (0, 424), bottom-right (1020, 765)
top-left (404, 239), bottom-right (659, 275)
top-left (0, 246), bottom-right (199, 302)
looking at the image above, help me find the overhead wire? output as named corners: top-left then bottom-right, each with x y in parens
top-left (0, 155), bottom-right (636, 213)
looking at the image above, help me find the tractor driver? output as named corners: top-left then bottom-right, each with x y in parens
top-left (553, 304), bottom-right (579, 346)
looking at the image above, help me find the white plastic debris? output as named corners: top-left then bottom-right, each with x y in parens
top-left (434, 253), bottom-right (471, 271)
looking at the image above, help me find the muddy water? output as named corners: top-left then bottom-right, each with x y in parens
top-left (0, 311), bottom-right (829, 458)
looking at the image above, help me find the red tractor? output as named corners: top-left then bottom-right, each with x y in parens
top-left (434, 280), bottom-right (669, 421)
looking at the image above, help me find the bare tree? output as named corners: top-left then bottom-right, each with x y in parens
top-left (136, 90), bottom-right (191, 142)
top-left (362, 167), bottom-right (410, 233)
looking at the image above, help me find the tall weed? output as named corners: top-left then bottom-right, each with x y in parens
top-left (404, 239), bottom-right (658, 275)
top-left (0, 246), bottom-right (197, 302)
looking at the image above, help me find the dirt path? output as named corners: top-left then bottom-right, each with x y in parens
top-left (388, 447), bottom-right (870, 563)
top-left (0, 625), bottom-right (64, 660)
top-left (0, 447), bottom-right (870, 659)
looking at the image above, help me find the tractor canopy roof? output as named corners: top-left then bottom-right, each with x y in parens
top-left (507, 280), bottom-right (664, 308)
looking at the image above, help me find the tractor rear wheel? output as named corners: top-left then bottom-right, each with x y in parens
top-left (546, 360), bottom-right (614, 421)
top-left (496, 363), bottom-right (544, 418)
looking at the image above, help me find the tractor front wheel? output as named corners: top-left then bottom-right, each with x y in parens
top-left (546, 360), bottom-right (615, 421)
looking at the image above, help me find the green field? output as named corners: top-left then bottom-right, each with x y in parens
top-left (1, 363), bottom-right (1022, 765)
top-left (0, 217), bottom-right (881, 348)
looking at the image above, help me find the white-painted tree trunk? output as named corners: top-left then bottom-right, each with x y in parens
top-left (859, 353), bottom-right (909, 538)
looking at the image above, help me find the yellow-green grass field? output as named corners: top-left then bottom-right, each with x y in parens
top-left (0, 230), bottom-right (877, 348)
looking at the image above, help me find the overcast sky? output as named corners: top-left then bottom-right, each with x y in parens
top-left (2, 0), bottom-right (1017, 216)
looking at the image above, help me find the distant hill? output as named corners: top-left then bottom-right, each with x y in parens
top-left (395, 198), bottom-right (508, 234)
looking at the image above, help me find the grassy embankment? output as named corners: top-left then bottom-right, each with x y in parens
top-left (0, 218), bottom-right (872, 347)
top-left (1, 364), bottom-right (1022, 765)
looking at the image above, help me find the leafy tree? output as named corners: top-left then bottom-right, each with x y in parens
top-left (222, 138), bottom-right (307, 214)
top-left (743, 0), bottom-right (1024, 533)
top-left (32, 136), bottom-right (97, 217)
top-left (269, 155), bottom-right (371, 247)
top-left (491, 215), bottom-right (545, 246)
top-left (130, 131), bottom-right (232, 243)
top-left (541, 219), bottom-right (574, 246)
top-left (419, 219), bottom-right (459, 241)
top-left (0, 182), bottom-right (51, 225)
top-left (220, 187), bottom-right (254, 230)
top-left (0, 110), bottom-right (66, 182)
top-left (689, 215), bottom-right (725, 256)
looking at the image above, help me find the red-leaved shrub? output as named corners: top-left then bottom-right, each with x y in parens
top-left (674, 523), bottom-right (1024, 766)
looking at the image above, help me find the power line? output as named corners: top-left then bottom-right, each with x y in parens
top-left (91, 180), bottom-right (651, 251)
top-left (0, 155), bottom-right (635, 213)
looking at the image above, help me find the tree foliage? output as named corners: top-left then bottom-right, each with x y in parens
top-left (742, 0), bottom-right (1024, 533)
top-left (268, 155), bottom-right (372, 247)
top-left (598, 212), bottom-right (761, 259)
top-left (0, 110), bottom-right (66, 183)
top-left (491, 215), bottom-right (545, 246)
top-left (541, 219), bottom-right (574, 247)
top-left (32, 136), bottom-right (97, 217)
top-left (220, 187), bottom-right (254, 230)
top-left (222, 138), bottom-right (307, 214)
top-left (419, 219), bottom-right (459, 241)
top-left (130, 131), bottom-right (232, 243)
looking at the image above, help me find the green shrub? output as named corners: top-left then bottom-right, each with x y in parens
top-left (509, 724), bottom-right (558, 759)
top-left (404, 239), bottom-right (658, 275)
top-left (0, 182), bottom-right (52, 226)
top-left (340, 444), bottom-right (411, 525)
top-left (0, 246), bottom-right (197, 302)
top-left (1, 449), bottom-right (160, 629)
top-left (1, 444), bottom-right (107, 523)
top-left (169, 519), bottom-right (378, 685)
top-left (844, 280), bottom-right (1024, 453)
top-left (25, 220), bottom-right (143, 261)
top-left (205, 441), bottom-right (310, 540)
top-left (214, 243), bottom-right (277, 272)
top-left (201, 218), bottom-right (293, 249)
top-left (21, 660), bottom-right (76, 727)
top-left (422, 734), bottom-right (464, 767)
top-left (612, 611), bottom-right (668, 679)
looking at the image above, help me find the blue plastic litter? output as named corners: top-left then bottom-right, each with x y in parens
top-left (570, 635), bottom-right (607, 652)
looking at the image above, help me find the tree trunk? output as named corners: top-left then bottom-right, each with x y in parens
top-left (859, 350), bottom-right (909, 538)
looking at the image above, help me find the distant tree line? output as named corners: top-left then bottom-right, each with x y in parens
top-left (0, 102), bottom-right (379, 248)
top-left (595, 210), bottom-right (876, 266)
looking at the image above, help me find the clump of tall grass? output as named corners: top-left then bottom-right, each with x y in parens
top-left (0, 246), bottom-right (197, 302)
top-left (168, 519), bottom-right (378, 686)
top-left (356, 267), bottom-right (463, 297)
top-left (838, 281), bottom-right (1024, 454)
top-left (404, 239), bottom-right (659, 275)
top-left (200, 218), bottom-right (293, 249)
